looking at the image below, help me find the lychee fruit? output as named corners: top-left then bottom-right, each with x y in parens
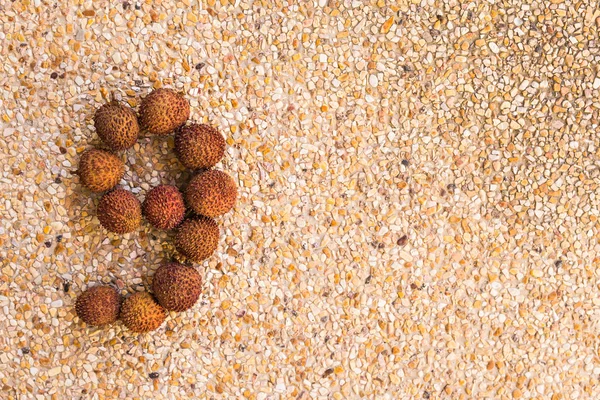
top-left (175, 216), bottom-right (220, 262)
top-left (120, 292), bottom-right (166, 333)
top-left (139, 88), bottom-right (190, 135)
top-left (94, 102), bottom-right (139, 150)
top-left (97, 188), bottom-right (142, 234)
top-left (75, 285), bottom-right (121, 326)
top-left (185, 170), bottom-right (237, 218)
top-left (78, 148), bottom-right (125, 192)
top-left (142, 185), bottom-right (186, 230)
top-left (152, 263), bottom-right (202, 312)
top-left (175, 124), bottom-right (226, 169)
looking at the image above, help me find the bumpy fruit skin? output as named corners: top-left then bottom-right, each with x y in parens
top-left (142, 185), bottom-right (185, 230)
top-left (75, 285), bottom-right (121, 326)
top-left (94, 102), bottom-right (140, 150)
top-left (97, 188), bottom-right (142, 234)
top-left (78, 149), bottom-right (125, 192)
top-left (185, 170), bottom-right (237, 217)
top-left (139, 88), bottom-right (190, 135)
top-left (175, 124), bottom-right (226, 169)
top-left (152, 263), bottom-right (202, 311)
top-left (175, 216), bottom-right (220, 262)
top-left (120, 292), bottom-right (166, 333)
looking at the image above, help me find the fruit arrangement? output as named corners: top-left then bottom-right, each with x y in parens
top-left (74, 88), bottom-right (236, 333)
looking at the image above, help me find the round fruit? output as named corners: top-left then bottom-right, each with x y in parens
top-left (185, 170), bottom-right (237, 217)
top-left (175, 124), bottom-right (226, 169)
top-left (142, 185), bottom-right (185, 230)
top-left (78, 148), bottom-right (125, 192)
top-left (120, 292), bottom-right (166, 333)
top-left (97, 188), bottom-right (142, 234)
top-left (94, 102), bottom-right (139, 150)
top-left (175, 216), bottom-right (220, 262)
top-left (139, 88), bottom-right (190, 135)
top-left (152, 263), bottom-right (202, 312)
top-left (75, 285), bottom-right (121, 326)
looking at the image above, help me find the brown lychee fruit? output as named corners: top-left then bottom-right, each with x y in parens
top-left (175, 216), bottom-right (220, 262)
top-left (94, 102), bottom-right (139, 150)
top-left (139, 88), bottom-right (190, 135)
top-left (175, 124), bottom-right (226, 169)
top-left (185, 170), bottom-right (237, 218)
top-left (78, 148), bottom-right (125, 192)
top-left (152, 263), bottom-right (202, 312)
top-left (75, 285), bottom-right (121, 326)
top-left (142, 185), bottom-right (186, 230)
top-left (97, 188), bottom-right (142, 234)
top-left (120, 292), bottom-right (166, 333)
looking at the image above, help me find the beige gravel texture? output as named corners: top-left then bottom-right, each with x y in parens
top-left (1, 0), bottom-right (600, 399)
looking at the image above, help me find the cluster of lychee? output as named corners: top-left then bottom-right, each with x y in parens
top-left (74, 88), bottom-right (237, 333)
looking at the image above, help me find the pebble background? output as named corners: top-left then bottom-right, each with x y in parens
top-left (1, 0), bottom-right (600, 399)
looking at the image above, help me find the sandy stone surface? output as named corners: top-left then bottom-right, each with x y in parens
top-left (1, 0), bottom-right (600, 399)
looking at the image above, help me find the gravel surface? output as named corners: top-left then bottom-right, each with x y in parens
top-left (1, 0), bottom-right (600, 399)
